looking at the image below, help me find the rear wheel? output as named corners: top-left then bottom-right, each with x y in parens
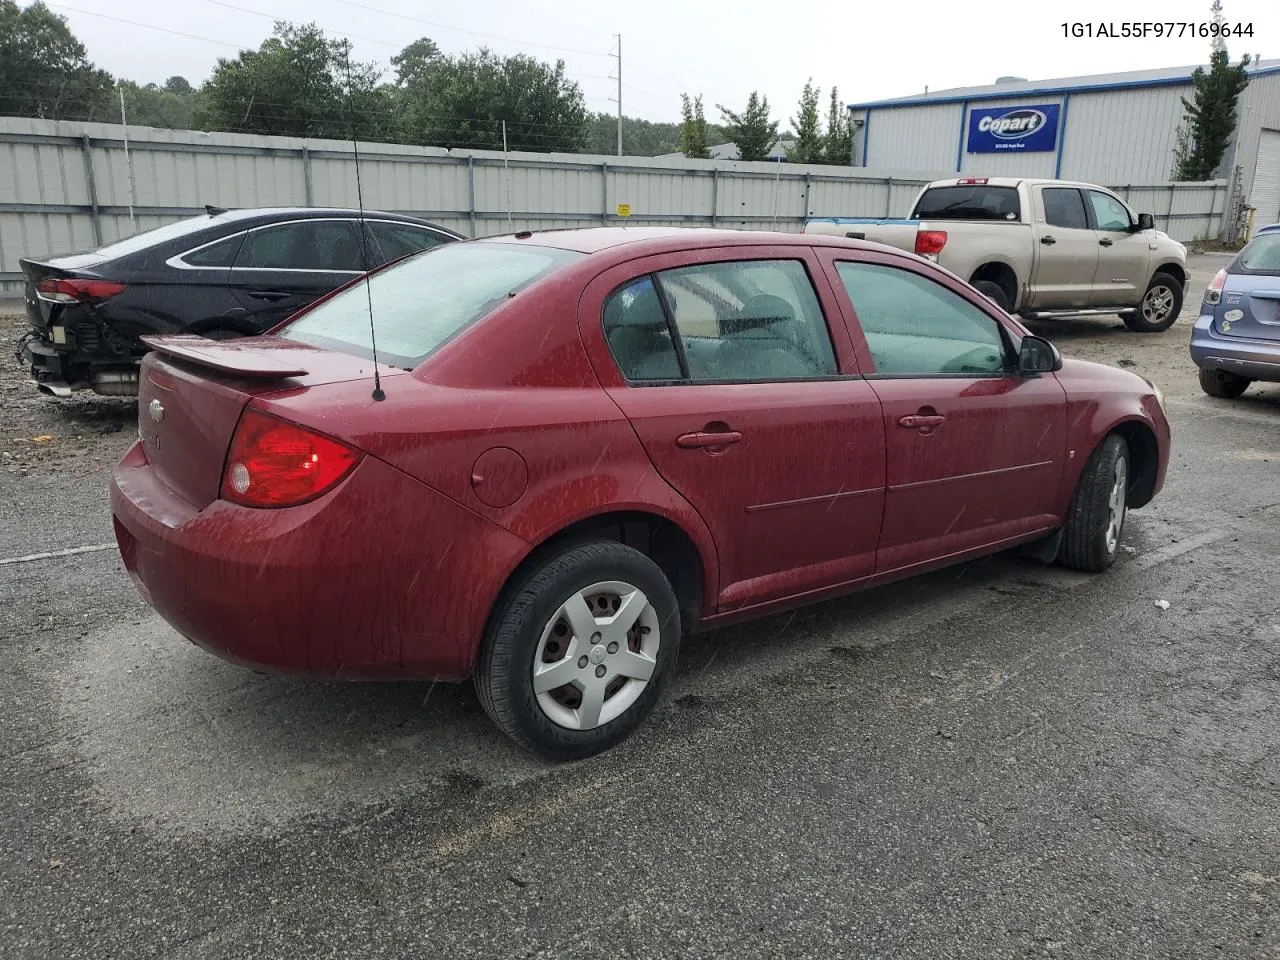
top-left (1057, 434), bottom-right (1130, 573)
top-left (973, 280), bottom-right (1011, 312)
top-left (1122, 272), bottom-right (1183, 332)
top-left (475, 541), bottom-right (681, 760)
top-left (1198, 367), bottom-right (1251, 399)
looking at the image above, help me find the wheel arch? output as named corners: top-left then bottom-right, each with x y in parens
top-left (969, 261), bottom-right (1019, 309)
top-left (1107, 418), bottom-right (1161, 508)
top-left (1151, 262), bottom-right (1187, 290)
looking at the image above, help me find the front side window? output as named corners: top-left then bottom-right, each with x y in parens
top-left (1087, 191), bottom-right (1133, 232)
top-left (1042, 188), bottom-right (1089, 230)
top-left (235, 221), bottom-right (364, 271)
top-left (279, 241), bottom-right (582, 368)
top-left (653, 260), bottom-right (837, 381)
top-left (836, 262), bottom-right (1009, 376)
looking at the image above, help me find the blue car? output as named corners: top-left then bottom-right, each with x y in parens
top-left (1190, 224), bottom-right (1280, 398)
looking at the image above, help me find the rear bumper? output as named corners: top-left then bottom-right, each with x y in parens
top-left (109, 441), bottom-right (531, 680)
top-left (1189, 313), bottom-right (1280, 380)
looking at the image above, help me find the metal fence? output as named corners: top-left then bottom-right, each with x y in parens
top-left (0, 116), bottom-right (1230, 294)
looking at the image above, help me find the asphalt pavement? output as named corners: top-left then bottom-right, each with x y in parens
top-left (2, 254), bottom-right (1278, 959)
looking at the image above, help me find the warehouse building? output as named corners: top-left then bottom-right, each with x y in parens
top-left (848, 58), bottom-right (1280, 229)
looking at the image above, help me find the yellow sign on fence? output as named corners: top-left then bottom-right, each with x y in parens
top-left (616, 203), bottom-right (631, 218)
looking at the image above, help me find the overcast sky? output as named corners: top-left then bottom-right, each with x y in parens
top-left (48, 0), bottom-right (1280, 124)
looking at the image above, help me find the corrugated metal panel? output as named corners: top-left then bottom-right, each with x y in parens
top-left (1233, 73), bottom-right (1280, 211)
top-left (1059, 86), bottom-right (1187, 183)
top-left (864, 103), bottom-right (960, 172)
top-left (1250, 129), bottom-right (1280, 225)
top-left (959, 96), bottom-right (1062, 179)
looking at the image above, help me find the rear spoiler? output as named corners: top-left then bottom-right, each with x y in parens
top-left (140, 334), bottom-right (310, 378)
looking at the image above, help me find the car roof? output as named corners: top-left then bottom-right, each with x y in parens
top-left (472, 226), bottom-right (884, 257)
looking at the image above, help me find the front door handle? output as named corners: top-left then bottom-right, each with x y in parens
top-left (247, 290), bottom-right (292, 301)
top-left (1040, 235), bottom-right (1056, 245)
top-left (898, 414), bottom-right (946, 430)
top-left (676, 430), bottom-right (743, 449)
top-left (1099, 238), bottom-right (1114, 247)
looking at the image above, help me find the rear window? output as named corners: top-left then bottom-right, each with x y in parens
top-left (91, 214), bottom-right (235, 259)
top-left (1236, 234), bottom-right (1280, 274)
top-left (911, 186), bottom-right (1021, 221)
top-left (277, 241), bottom-right (583, 368)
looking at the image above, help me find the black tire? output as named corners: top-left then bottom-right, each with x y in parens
top-left (1198, 366), bottom-right (1251, 399)
top-left (973, 280), bottom-right (1011, 312)
top-left (1122, 272), bottom-right (1183, 333)
top-left (1057, 434), bottom-right (1130, 573)
top-left (475, 540), bottom-right (681, 761)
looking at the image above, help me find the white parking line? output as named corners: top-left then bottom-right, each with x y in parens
top-left (1132, 529), bottom-right (1231, 570)
top-left (0, 544), bottom-right (117, 566)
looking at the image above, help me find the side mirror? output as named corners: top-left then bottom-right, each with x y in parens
top-left (1136, 213), bottom-right (1155, 231)
top-left (1019, 335), bottom-right (1061, 374)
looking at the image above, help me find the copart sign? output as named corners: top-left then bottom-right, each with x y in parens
top-left (967, 103), bottom-right (1060, 153)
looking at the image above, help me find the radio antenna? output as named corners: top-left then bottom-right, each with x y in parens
top-left (345, 50), bottom-right (384, 402)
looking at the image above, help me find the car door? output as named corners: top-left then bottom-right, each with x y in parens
top-left (229, 219), bottom-right (365, 329)
top-left (1085, 188), bottom-right (1153, 306)
top-left (819, 250), bottom-right (1066, 575)
top-left (1027, 185), bottom-right (1100, 309)
top-left (578, 248), bottom-right (886, 612)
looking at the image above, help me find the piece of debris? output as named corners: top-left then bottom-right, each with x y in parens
top-left (30, 435), bottom-right (55, 443)
top-left (1117, 358), bottom-right (1136, 367)
top-left (1154, 600), bottom-right (1171, 611)
top-left (1121, 545), bottom-right (1136, 554)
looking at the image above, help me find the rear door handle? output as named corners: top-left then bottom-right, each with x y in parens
top-left (1099, 238), bottom-right (1114, 247)
top-left (898, 414), bottom-right (946, 430)
top-left (676, 430), bottom-right (743, 449)
top-left (247, 290), bottom-right (292, 301)
top-left (1040, 235), bottom-right (1056, 245)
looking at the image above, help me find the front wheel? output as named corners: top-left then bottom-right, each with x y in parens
top-left (1198, 366), bottom-right (1251, 399)
top-left (1057, 434), bottom-right (1130, 573)
top-left (475, 541), bottom-right (681, 760)
top-left (1122, 272), bottom-right (1183, 333)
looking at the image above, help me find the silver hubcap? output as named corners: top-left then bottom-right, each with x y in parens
top-left (1106, 457), bottom-right (1128, 554)
top-left (532, 581), bottom-right (660, 731)
top-left (1142, 285), bottom-right (1175, 323)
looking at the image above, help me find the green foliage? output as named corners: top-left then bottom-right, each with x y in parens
top-left (117, 80), bottom-right (197, 130)
top-left (196, 22), bottom-right (393, 141)
top-left (1172, 48), bottom-right (1251, 181)
top-left (787, 79), bottom-right (823, 164)
top-left (824, 87), bottom-right (852, 165)
top-left (717, 91), bottom-right (779, 162)
top-left (679, 94), bottom-right (711, 159)
top-left (397, 44), bottom-right (587, 152)
top-left (0, 0), bottom-right (113, 120)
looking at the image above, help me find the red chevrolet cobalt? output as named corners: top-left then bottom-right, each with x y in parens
top-left (110, 228), bottom-right (1170, 759)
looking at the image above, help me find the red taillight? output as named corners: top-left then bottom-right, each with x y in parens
top-left (220, 408), bottom-right (361, 508)
top-left (1204, 268), bottom-right (1227, 305)
top-left (36, 278), bottom-right (126, 303)
top-left (915, 230), bottom-right (948, 257)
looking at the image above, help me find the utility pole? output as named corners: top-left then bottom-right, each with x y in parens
top-left (611, 34), bottom-right (622, 156)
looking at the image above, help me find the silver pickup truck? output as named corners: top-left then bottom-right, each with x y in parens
top-left (804, 176), bottom-right (1190, 333)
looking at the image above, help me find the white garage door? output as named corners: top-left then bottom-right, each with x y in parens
top-left (1252, 128), bottom-right (1280, 230)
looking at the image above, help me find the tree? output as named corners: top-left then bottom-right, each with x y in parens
top-left (0, 0), bottom-right (113, 120)
top-left (197, 22), bottom-right (394, 141)
top-left (680, 94), bottom-right (711, 159)
top-left (397, 46), bottom-right (587, 152)
top-left (823, 87), bottom-right (852, 165)
top-left (787, 79), bottom-right (823, 164)
top-left (1172, 46), bottom-right (1251, 180)
top-left (716, 91), bottom-right (779, 162)
top-left (164, 76), bottom-right (193, 96)
top-left (391, 38), bottom-right (442, 88)
top-left (118, 80), bottom-right (196, 130)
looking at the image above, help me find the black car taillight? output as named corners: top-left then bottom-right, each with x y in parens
top-left (36, 278), bottom-right (126, 304)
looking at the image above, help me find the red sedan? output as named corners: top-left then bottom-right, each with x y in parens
top-left (109, 227), bottom-right (1171, 759)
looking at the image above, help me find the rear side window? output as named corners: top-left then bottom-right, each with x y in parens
top-left (911, 186), bottom-right (1021, 221)
top-left (836, 262), bottom-right (1009, 376)
top-left (369, 221), bottom-right (450, 262)
top-left (1236, 234), bottom-right (1280, 273)
top-left (603, 277), bottom-right (682, 382)
top-left (656, 260), bottom-right (838, 381)
top-left (1042, 188), bottom-right (1089, 229)
top-left (279, 241), bottom-right (582, 368)
top-left (235, 221), bottom-right (364, 271)
top-left (182, 234), bottom-right (243, 267)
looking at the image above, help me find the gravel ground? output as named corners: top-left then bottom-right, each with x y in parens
top-left (2, 255), bottom-right (1279, 959)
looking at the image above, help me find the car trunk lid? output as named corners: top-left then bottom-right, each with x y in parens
top-left (137, 335), bottom-right (407, 509)
top-left (1215, 276), bottom-right (1280, 342)
top-left (19, 255), bottom-right (109, 331)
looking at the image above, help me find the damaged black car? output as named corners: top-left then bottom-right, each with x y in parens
top-left (16, 206), bottom-right (463, 397)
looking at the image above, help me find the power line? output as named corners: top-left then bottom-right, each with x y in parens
top-left (47, 3), bottom-right (245, 49)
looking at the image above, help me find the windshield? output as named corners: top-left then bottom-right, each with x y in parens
top-left (277, 241), bottom-right (584, 367)
top-left (1238, 234), bottom-right (1280, 274)
top-left (911, 186), bottom-right (1021, 221)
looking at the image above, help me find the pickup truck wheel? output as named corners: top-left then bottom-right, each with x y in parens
top-left (1057, 434), bottom-right (1129, 573)
top-left (1198, 367), bottom-right (1251, 398)
top-left (1122, 273), bottom-right (1183, 332)
top-left (973, 280), bottom-right (1011, 312)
